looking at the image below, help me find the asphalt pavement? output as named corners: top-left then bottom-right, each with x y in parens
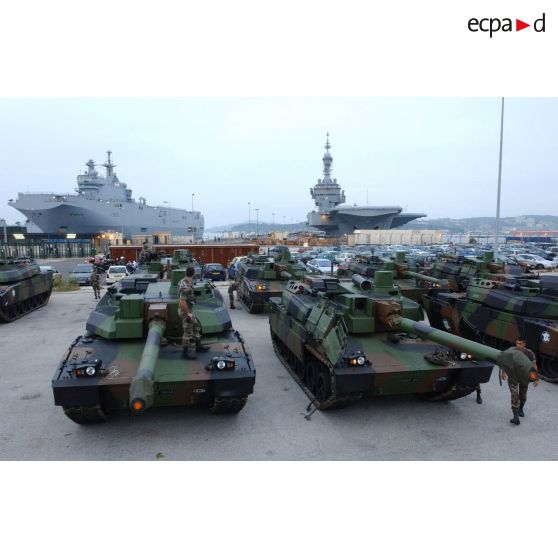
top-left (1, 283), bottom-right (557, 460)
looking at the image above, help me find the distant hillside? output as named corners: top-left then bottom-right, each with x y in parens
top-left (398, 215), bottom-right (558, 233)
top-left (206, 221), bottom-right (311, 234)
top-left (208, 215), bottom-right (558, 235)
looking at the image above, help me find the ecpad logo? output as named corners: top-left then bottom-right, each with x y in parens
top-left (468, 13), bottom-right (546, 37)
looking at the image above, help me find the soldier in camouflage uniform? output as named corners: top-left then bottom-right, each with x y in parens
top-left (501, 337), bottom-right (539, 425)
top-left (91, 268), bottom-right (101, 299)
top-left (228, 277), bottom-right (239, 309)
top-left (177, 267), bottom-right (210, 359)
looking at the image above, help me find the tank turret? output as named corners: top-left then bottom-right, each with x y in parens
top-left (52, 273), bottom-right (256, 424)
top-left (347, 252), bottom-right (446, 302)
top-left (0, 258), bottom-right (54, 322)
top-left (269, 270), bottom-right (535, 411)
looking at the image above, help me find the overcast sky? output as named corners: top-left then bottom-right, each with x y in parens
top-left (1, 97), bottom-right (556, 229)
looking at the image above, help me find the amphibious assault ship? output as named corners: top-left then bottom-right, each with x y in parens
top-left (9, 151), bottom-right (204, 240)
top-left (307, 135), bottom-right (425, 236)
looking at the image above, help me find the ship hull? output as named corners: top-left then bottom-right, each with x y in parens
top-left (9, 194), bottom-right (204, 240)
top-left (307, 207), bottom-right (426, 236)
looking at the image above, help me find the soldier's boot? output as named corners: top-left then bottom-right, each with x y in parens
top-left (182, 347), bottom-right (197, 360)
top-left (196, 343), bottom-right (210, 352)
top-left (518, 400), bottom-right (526, 417)
top-left (510, 409), bottom-right (521, 425)
top-left (476, 387), bottom-right (482, 405)
top-left (230, 301), bottom-right (236, 309)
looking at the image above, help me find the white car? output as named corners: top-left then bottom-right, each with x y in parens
top-left (516, 254), bottom-right (556, 270)
top-left (39, 265), bottom-right (61, 279)
top-left (335, 252), bottom-right (354, 263)
top-left (306, 258), bottom-right (338, 274)
top-left (105, 265), bottom-right (129, 284)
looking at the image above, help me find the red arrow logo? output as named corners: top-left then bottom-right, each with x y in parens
top-left (516, 19), bottom-right (530, 31)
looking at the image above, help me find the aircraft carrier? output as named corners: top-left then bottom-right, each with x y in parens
top-left (8, 151), bottom-right (204, 240)
top-left (307, 135), bottom-right (425, 236)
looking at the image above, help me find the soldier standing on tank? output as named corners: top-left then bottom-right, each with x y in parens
top-left (91, 268), bottom-right (101, 299)
top-left (177, 267), bottom-right (210, 359)
top-left (501, 337), bottom-right (539, 425)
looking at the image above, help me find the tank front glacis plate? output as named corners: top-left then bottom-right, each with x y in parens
top-left (52, 330), bottom-right (256, 410)
top-left (353, 334), bottom-right (493, 396)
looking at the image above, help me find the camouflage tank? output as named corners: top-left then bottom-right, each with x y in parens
top-left (347, 251), bottom-right (446, 302)
top-left (424, 251), bottom-right (529, 292)
top-left (141, 249), bottom-right (201, 279)
top-left (0, 258), bottom-right (54, 322)
top-left (422, 275), bottom-right (558, 383)
top-left (52, 267), bottom-right (256, 424)
top-left (269, 271), bottom-right (537, 410)
top-left (236, 245), bottom-right (307, 313)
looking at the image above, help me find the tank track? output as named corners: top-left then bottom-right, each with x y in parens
top-left (539, 357), bottom-right (558, 383)
top-left (270, 327), bottom-right (359, 411)
top-left (238, 292), bottom-right (263, 314)
top-left (0, 290), bottom-right (52, 323)
top-left (63, 404), bottom-right (111, 425)
top-left (210, 396), bottom-right (248, 414)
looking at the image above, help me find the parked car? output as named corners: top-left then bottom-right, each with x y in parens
top-left (515, 253), bottom-right (556, 270)
top-left (105, 265), bottom-right (129, 285)
top-left (39, 265), bottom-right (61, 280)
top-left (335, 252), bottom-right (354, 264)
top-left (203, 263), bottom-right (227, 281)
top-left (70, 263), bottom-right (94, 286)
top-left (306, 258), bottom-right (338, 274)
top-left (227, 256), bottom-right (247, 280)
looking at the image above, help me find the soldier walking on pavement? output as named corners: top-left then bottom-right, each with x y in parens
top-left (177, 267), bottom-right (210, 359)
top-left (91, 268), bottom-right (101, 299)
top-left (228, 277), bottom-right (239, 309)
top-left (501, 337), bottom-right (539, 425)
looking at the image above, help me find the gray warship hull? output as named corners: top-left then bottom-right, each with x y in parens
top-left (307, 135), bottom-right (425, 237)
top-left (9, 193), bottom-right (204, 239)
top-left (8, 151), bottom-right (204, 240)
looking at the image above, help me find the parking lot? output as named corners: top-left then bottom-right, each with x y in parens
top-left (1, 283), bottom-right (557, 461)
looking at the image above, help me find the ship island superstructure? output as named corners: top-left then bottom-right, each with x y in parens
top-left (307, 134), bottom-right (425, 236)
top-left (9, 151), bottom-right (204, 240)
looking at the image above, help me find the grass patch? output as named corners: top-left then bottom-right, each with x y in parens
top-left (53, 276), bottom-right (80, 292)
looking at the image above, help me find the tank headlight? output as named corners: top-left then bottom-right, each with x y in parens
top-left (357, 356), bottom-right (365, 365)
top-left (85, 366), bottom-right (97, 376)
top-left (255, 284), bottom-right (266, 292)
top-left (216, 360), bottom-right (226, 370)
top-left (460, 352), bottom-right (467, 360)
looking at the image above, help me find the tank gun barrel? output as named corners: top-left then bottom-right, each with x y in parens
top-left (398, 317), bottom-right (537, 380)
top-left (402, 269), bottom-right (448, 288)
top-left (129, 319), bottom-right (166, 413)
top-left (351, 273), bottom-right (372, 291)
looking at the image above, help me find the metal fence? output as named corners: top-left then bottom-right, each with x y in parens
top-left (0, 239), bottom-right (95, 260)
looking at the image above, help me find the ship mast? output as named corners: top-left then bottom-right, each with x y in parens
top-left (103, 150), bottom-right (116, 180)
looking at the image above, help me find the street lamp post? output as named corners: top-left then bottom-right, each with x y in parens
top-left (494, 97), bottom-right (505, 257)
top-left (255, 208), bottom-right (260, 237)
top-left (272, 212), bottom-right (275, 227)
top-left (248, 202), bottom-right (251, 227)
top-left (191, 194), bottom-right (195, 212)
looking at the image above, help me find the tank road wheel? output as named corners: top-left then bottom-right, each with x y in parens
top-left (540, 357), bottom-right (558, 383)
top-left (63, 404), bottom-right (111, 425)
top-left (210, 396), bottom-right (248, 414)
top-left (315, 369), bottom-right (331, 405)
top-left (305, 361), bottom-right (318, 394)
